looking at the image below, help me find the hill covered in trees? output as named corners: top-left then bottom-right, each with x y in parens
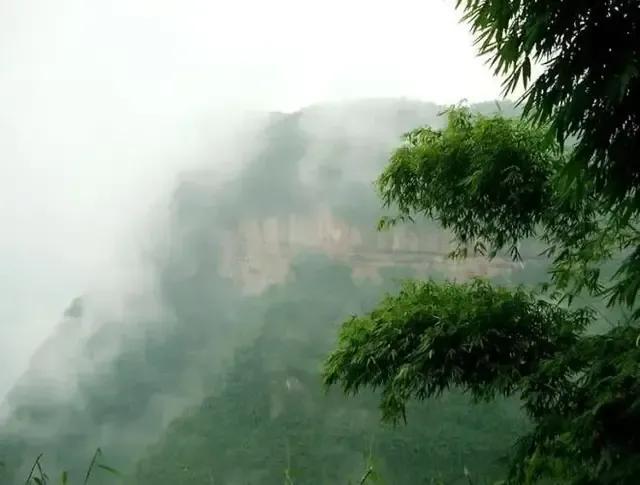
top-left (0, 98), bottom-right (529, 484)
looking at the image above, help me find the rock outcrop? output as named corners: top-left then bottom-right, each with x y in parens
top-left (218, 206), bottom-right (516, 294)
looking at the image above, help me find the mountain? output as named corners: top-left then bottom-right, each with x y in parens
top-left (0, 98), bottom-right (526, 484)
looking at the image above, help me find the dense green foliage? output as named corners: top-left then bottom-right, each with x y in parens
top-left (324, 275), bottom-right (640, 483)
top-left (324, 108), bottom-right (640, 483)
top-left (456, 0), bottom-right (640, 312)
top-left (324, 3), bottom-right (640, 483)
top-left (325, 279), bottom-right (590, 421)
top-left (378, 108), bottom-right (558, 261)
top-left (458, 0), bottom-right (640, 209)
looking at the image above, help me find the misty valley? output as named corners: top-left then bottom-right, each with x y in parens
top-left (1, 100), bottom-right (530, 484)
top-left (3, 0), bottom-right (640, 483)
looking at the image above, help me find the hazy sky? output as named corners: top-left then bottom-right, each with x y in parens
top-left (0, 0), bottom-right (505, 396)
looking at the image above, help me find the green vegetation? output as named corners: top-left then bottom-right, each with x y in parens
top-left (324, 2), bottom-right (640, 484)
top-left (134, 255), bottom-right (524, 484)
top-left (458, 0), bottom-right (640, 208)
top-left (3, 1), bottom-right (639, 483)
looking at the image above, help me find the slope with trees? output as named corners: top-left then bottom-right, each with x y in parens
top-left (135, 255), bottom-right (524, 484)
top-left (1, 98), bottom-right (520, 483)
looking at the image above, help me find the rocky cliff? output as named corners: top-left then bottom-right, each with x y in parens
top-left (216, 206), bottom-right (516, 294)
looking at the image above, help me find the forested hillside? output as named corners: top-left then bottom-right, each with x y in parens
top-left (135, 255), bottom-right (524, 484)
top-left (0, 99), bottom-right (527, 484)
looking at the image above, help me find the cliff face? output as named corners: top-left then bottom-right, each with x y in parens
top-left (203, 99), bottom-right (521, 294)
top-left (218, 206), bottom-right (516, 294)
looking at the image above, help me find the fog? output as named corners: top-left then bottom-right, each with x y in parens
top-left (0, 2), bottom-right (512, 480)
top-left (0, 0), bottom-right (503, 397)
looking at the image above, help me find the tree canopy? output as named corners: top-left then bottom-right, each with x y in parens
top-left (324, 1), bottom-right (640, 484)
top-left (458, 0), bottom-right (640, 208)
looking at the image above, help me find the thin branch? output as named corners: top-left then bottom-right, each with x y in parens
top-left (359, 466), bottom-right (373, 485)
top-left (24, 453), bottom-right (43, 485)
top-left (83, 448), bottom-right (102, 485)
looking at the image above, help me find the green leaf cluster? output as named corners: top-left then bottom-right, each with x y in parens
top-left (378, 107), bottom-right (557, 260)
top-left (325, 279), bottom-right (589, 422)
top-left (457, 0), bottom-right (640, 209)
